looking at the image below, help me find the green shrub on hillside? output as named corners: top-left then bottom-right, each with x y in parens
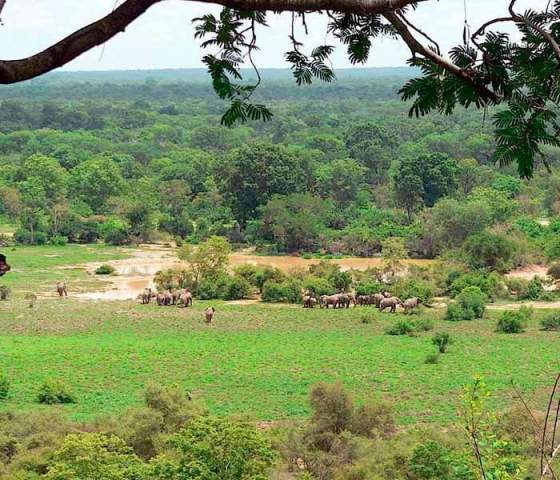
top-left (496, 309), bottom-right (530, 334)
top-left (37, 379), bottom-right (76, 405)
top-left (223, 276), bottom-right (252, 300)
top-left (262, 279), bottom-right (302, 303)
top-left (456, 286), bottom-right (487, 318)
top-left (541, 312), bottom-right (560, 331)
top-left (95, 264), bottom-right (116, 275)
top-left (432, 333), bottom-right (452, 353)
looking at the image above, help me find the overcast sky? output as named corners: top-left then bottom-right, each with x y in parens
top-left (0, 0), bottom-right (549, 71)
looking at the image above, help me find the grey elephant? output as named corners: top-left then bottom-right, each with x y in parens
top-left (171, 289), bottom-right (182, 305)
top-left (163, 291), bottom-right (173, 306)
top-left (156, 293), bottom-right (166, 306)
top-left (379, 296), bottom-right (403, 313)
top-left (178, 291), bottom-right (193, 307)
top-left (372, 293), bottom-right (385, 307)
top-left (141, 288), bottom-right (152, 304)
top-left (403, 297), bottom-right (423, 314)
top-left (56, 282), bottom-right (68, 297)
top-left (320, 294), bottom-right (340, 309)
top-left (337, 293), bottom-right (351, 309)
top-left (303, 295), bottom-right (317, 308)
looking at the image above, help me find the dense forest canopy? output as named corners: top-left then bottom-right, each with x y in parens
top-left (1, 68), bottom-right (560, 269)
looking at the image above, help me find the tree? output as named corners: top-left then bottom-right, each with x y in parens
top-left (345, 122), bottom-right (396, 183)
top-left (315, 158), bottom-right (366, 206)
top-left (1, 1), bottom-right (558, 176)
top-left (258, 193), bottom-right (331, 253)
top-left (69, 156), bottom-right (124, 213)
top-left (220, 142), bottom-right (309, 225)
top-left (147, 416), bottom-right (275, 480)
top-left (178, 236), bottom-right (231, 286)
top-left (393, 158), bottom-right (424, 222)
top-left (397, 153), bottom-right (458, 207)
top-left (45, 433), bottom-right (145, 480)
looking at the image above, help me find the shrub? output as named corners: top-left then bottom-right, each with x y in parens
top-left (351, 401), bottom-right (396, 439)
top-left (223, 276), bottom-right (251, 300)
top-left (361, 314), bottom-right (373, 324)
top-left (496, 308), bottom-right (531, 334)
top-left (524, 276), bottom-right (544, 300)
top-left (49, 235), bottom-right (68, 246)
top-left (424, 353), bottom-right (440, 364)
top-left (0, 372), bottom-right (9, 400)
top-left (196, 272), bottom-right (229, 300)
top-left (0, 285), bottom-right (10, 300)
top-left (303, 275), bottom-right (334, 297)
top-left (456, 286), bottom-right (487, 318)
top-left (355, 280), bottom-right (384, 296)
top-left (445, 302), bottom-right (475, 322)
top-left (463, 230), bottom-right (517, 272)
top-left (545, 235), bottom-right (560, 261)
top-left (261, 278), bottom-right (302, 303)
top-left (432, 332), bottom-right (452, 353)
top-left (386, 320), bottom-right (415, 336)
top-left (450, 271), bottom-right (504, 299)
top-left (541, 311), bottom-right (560, 331)
top-left (37, 379), bottom-right (76, 405)
top-left (414, 318), bottom-right (434, 332)
top-left (95, 264), bottom-right (115, 275)
top-left (100, 218), bottom-right (129, 245)
top-left (393, 278), bottom-right (434, 304)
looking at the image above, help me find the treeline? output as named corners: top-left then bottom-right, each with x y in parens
top-left (0, 75), bottom-right (560, 265)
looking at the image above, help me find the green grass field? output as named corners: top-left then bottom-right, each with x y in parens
top-left (0, 246), bottom-right (559, 426)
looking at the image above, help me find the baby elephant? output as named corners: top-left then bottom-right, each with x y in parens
top-left (379, 296), bottom-right (403, 313)
top-left (303, 295), bottom-right (317, 308)
top-left (141, 288), bottom-right (152, 304)
top-left (56, 282), bottom-right (68, 297)
top-left (403, 297), bottom-right (423, 314)
top-left (205, 307), bottom-right (215, 324)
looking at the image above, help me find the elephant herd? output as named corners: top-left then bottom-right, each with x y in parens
top-left (139, 287), bottom-right (193, 308)
top-left (303, 292), bottom-right (423, 314)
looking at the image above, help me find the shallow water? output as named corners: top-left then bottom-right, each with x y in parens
top-left (75, 247), bottom-right (434, 301)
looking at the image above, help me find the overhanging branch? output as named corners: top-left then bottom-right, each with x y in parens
top-left (0, 0), bottom-right (426, 84)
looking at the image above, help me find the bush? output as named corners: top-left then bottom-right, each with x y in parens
top-left (355, 280), bottom-right (384, 296)
top-left (261, 278), bottom-right (302, 303)
top-left (49, 235), bottom-right (68, 246)
top-left (449, 271), bottom-right (504, 299)
top-left (541, 311), bottom-right (560, 331)
top-left (303, 275), bottom-right (334, 297)
top-left (361, 314), bottom-right (373, 324)
top-left (496, 309), bottom-right (530, 334)
top-left (424, 353), bottom-right (440, 364)
top-left (0, 372), bottom-right (9, 400)
top-left (524, 276), bottom-right (544, 300)
top-left (0, 285), bottom-right (10, 301)
top-left (415, 318), bottom-right (434, 332)
top-left (223, 276), bottom-right (251, 300)
top-left (445, 302), bottom-right (475, 322)
top-left (14, 228), bottom-right (48, 245)
top-left (432, 332), bottom-right (452, 353)
top-left (37, 379), bottom-right (76, 405)
top-left (100, 218), bottom-right (129, 245)
top-left (95, 264), bottom-right (116, 275)
top-left (386, 320), bottom-right (415, 336)
top-left (463, 230), bottom-right (517, 272)
top-left (196, 272), bottom-right (229, 300)
top-left (456, 286), bottom-right (486, 318)
top-left (393, 278), bottom-right (434, 304)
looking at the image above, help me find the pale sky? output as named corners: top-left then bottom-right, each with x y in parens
top-left (0, 0), bottom-right (549, 72)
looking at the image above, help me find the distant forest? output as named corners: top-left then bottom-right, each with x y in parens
top-left (0, 68), bottom-right (559, 267)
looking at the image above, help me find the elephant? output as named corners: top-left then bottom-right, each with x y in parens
top-left (356, 295), bottom-right (368, 306)
top-left (156, 293), bottom-right (166, 306)
top-left (141, 288), bottom-right (152, 304)
top-left (372, 293), bottom-right (385, 307)
top-left (337, 293), bottom-right (351, 309)
top-left (171, 289), bottom-right (182, 305)
top-left (320, 294), bottom-right (341, 309)
top-left (163, 291), bottom-right (173, 306)
top-left (403, 297), bottom-right (423, 314)
top-left (56, 282), bottom-right (68, 297)
top-left (303, 295), bottom-right (317, 308)
top-left (205, 307), bottom-right (215, 324)
top-left (0, 254), bottom-right (10, 277)
top-left (379, 296), bottom-right (403, 313)
top-left (178, 291), bottom-right (193, 307)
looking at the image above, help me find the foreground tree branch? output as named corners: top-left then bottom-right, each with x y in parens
top-left (0, 0), bottom-right (423, 84)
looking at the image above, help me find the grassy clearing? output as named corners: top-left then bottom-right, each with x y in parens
top-left (0, 244), bottom-right (128, 292)
top-left (0, 245), bottom-right (559, 427)
top-left (0, 297), bottom-right (559, 425)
